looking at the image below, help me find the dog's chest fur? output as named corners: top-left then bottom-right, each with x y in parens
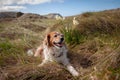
top-left (43, 46), bottom-right (68, 62)
top-left (51, 47), bottom-right (64, 57)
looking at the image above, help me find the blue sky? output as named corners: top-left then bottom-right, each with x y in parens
top-left (0, 0), bottom-right (120, 16)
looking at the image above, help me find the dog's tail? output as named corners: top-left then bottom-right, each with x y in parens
top-left (27, 49), bottom-right (34, 56)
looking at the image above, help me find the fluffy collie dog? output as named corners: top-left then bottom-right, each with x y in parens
top-left (29, 31), bottom-right (79, 76)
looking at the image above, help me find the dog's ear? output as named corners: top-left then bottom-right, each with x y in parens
top-left (43, 33), bottom-right (50, 46)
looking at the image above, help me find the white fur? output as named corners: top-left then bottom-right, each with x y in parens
top-left (37, 44), bottom-right (79, 76)
top-left (34, 31), bottom-right (79, 76)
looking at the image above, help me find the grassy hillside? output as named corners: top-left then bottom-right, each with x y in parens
top-left (0, 9), bottom-right (120, 80)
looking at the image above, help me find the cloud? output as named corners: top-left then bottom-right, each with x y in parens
top-left (0, 0), bottom-right (64, 11)
top-left (17, 0), bottom-right (52, 5)
top-left (0, 0), bottom-right (64, 5)
top-left (0, 6), bottom-right (26, 12)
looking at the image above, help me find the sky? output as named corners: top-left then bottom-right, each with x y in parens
top-left (0, 0), bottom-right (120, 16)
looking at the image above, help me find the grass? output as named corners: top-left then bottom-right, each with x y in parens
top-left (0, 18), bottom-right (77, 80)
top-left (0, 41), bottom-right (24, 66)
top-left (58, 9), bottom-right (120, 80)
top-left (0, 8), bottom-right (120, 80)
top-left (60, 26), bottom-right (85, 45)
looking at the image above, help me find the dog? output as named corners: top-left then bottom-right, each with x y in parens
top-left (34, 31), bottom-right (79, 76)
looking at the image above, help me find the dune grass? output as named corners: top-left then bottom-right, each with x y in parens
top-left (57, 9), bottom-right (120, 80)
top-left (0, 9), bottom-right (120, 80)
top-left (60, 27), bottom-right (85, 45)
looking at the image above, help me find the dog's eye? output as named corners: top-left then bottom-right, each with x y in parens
top-left (54, 35), bottom-right (57, 37)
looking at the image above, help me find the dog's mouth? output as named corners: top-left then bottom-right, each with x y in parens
top-left (53, 42), bottom-right (63, 47)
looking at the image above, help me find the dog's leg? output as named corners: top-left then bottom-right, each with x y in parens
top-left (38, 59), bottom-right (48, 67)
top-left (62, 59), bottom-right (79, 77)
top-left (66, 64), bottom-right (79, 77)
top-left (34, 47), bottom-right (43, 57)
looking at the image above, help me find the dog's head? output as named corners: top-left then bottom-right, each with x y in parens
top-left (43, 31), bottom-right (64, 48)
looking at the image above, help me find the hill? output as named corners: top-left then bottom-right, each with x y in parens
top-left (0, 8), bottom-right (120, 80)
top-left (0, 12), bottom-right (18, 18)
top-left (18, 13), bottom-right (48, 21)
top-left (44, 13), bottom-right (63, 19)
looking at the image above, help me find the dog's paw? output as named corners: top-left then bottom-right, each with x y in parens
top-left (38, 61), bottom-right (46, 67)
top-left (67, 65), bottom-right (79, 77)
top-left (72, 71), bottom-right (79, 77)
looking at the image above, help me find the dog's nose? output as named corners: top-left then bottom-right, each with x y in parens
top-left (61, 38), bottom-right (64, 42)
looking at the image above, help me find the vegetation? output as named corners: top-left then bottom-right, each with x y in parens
top-left (60, 27), bottom-right (85, 45)
top-left (0, 8), bottom-right (120, 80)
top-left (16, 12), bottom-right (24, 18)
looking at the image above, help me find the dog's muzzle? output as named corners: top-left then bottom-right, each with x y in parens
top-left (54, 38), bottom-right (64, 47)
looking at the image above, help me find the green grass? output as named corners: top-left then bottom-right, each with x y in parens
top-left (60, 27), bottom-right (85, 45)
